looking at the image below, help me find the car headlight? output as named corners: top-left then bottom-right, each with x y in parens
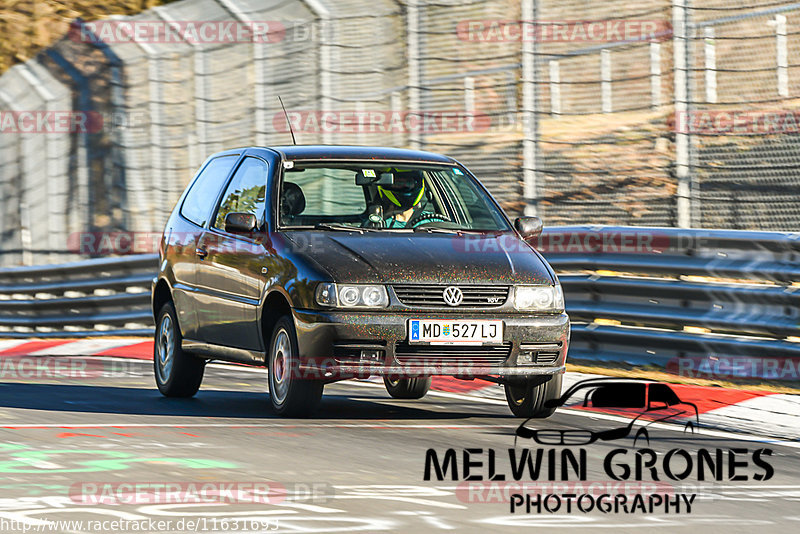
top-left (315, 283), bottom-right (389, 308)
top-left (513, 284), bottom-right (564, 313)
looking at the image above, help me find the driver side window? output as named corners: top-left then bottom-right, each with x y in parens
top-left (213, 157), bottom-right (268, 232)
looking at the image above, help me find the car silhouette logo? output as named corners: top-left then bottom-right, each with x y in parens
top-left (515, 378), bottom-right (700, 447)
top-left (443, 286), bottom-right (463, 306)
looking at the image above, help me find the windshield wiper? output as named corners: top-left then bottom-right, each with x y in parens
top-left (314, 223), bottom-right (365, 234)
top-left (412, 226), bottom-right (461, 234)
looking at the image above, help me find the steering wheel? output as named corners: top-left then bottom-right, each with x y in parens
top-left (408, 212), bottom-right (452, 228)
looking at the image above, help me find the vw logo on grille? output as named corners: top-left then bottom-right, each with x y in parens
top-left (443, 286), bottom-right (464, 307)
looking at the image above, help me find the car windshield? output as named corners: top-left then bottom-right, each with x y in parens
top-left (279, 162), bottom-right (511, 232)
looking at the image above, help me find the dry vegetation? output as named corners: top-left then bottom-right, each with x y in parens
top-left (0, 0), bottom-right (172, 74)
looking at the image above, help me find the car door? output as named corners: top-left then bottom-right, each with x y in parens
top-left (194, 156), bottom-right (270, 351)
top-left (170, 154), bottom-right (239, 340)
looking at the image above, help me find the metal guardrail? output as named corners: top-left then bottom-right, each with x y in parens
top-left (0, 255), bottom-right (157, 338)
top-left (541, 226), bottom-right (800, 367)
top-left (0, 226), bottom-right (798, 371)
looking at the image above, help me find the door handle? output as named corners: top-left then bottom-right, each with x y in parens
top-left (195, 247), bottom-right (208, 259)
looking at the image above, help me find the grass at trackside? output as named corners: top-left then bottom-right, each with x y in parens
top-left (567, 361), bottom-right (800, 395)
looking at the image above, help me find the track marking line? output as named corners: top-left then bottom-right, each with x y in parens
top-left (344, 380), bottom-right (800, 450)
top-left (26, 339), bottom-right (134, 357)
top-left (1, 357), bottom-right (798, 449)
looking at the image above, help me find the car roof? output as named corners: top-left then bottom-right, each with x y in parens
top-left (258, 145), bottom-right (456, 164)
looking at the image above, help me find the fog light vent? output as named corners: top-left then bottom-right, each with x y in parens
top-left (517, 351), bottom-right (535, 365)
top-left (518, 343), bottom-right (562, 365)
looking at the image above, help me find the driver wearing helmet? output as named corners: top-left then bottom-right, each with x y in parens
top-left (376, 170), bottom-right (449, 228)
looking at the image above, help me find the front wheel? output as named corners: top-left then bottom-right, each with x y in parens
top-left (384, 377), bottom-right (431, 399)
top-left (268, 316), bottom-right (324, 417)
top-left (154, 302), bottom-right (205, 397)
top-left (504, 374), bottom-right (562, 418)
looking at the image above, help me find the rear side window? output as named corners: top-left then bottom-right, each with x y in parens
top-left (213, 157), bottom-right (268, 231)
top-left (180, 155), bottom-right (238, 227)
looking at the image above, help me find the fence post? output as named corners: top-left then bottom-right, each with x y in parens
top-left (303, 1), bottom-right (332, 145)
top-left (650, 42), bottom-right (661, 109)
top-left (601, 49), bottom-right (612, 113)
top-left (217, 0), bottom-right (267, 145)
top-left (154, 7), bottom-right (205, 169)
top-left (776, 14), bottom-right (789, 97)
top-left (0, 88), bottom-right (30, 265)
top-left (43, 48), bottom-right (93, 240)
top-left (464, 76), bottom-right (475, 115)
top-left (356, 101), bottom-right (366, 145)
top-left (673, 0), bottom-right (691, 228)
top-left (549, 60), bottom-right (561, 116)
top-left (407, 0), bottom-right (422, 149)
top-left (302, 1), bottom-right (333, 207)
top-left (391, 91), bottom-right (402, 147)
top-left (18, 65), bottom-right (61, 262)
top-left (704, 26), bottom-right (717, 103)
top-left (521, 0), bottom-right (539, 217)
top-left (112, 16), bottom-right (165, 232)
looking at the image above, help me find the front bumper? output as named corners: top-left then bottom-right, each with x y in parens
top-left (292, 308), bottom-right (570, 380)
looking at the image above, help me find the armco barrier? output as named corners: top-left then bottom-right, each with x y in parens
top-left (0, 254), bottom-right (156, 338)
top-left (0, 227), bottom-right (798, 371)
top-left (540, 226), bottom-right (800, 367)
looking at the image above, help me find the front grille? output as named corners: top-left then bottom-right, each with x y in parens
top-left (394, 342), bottom-right (512, 367)
top-left (393, 284), bottom-right (509, 308)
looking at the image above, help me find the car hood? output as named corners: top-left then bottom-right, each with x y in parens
top-left (283, 231), bottom-right (554, 285)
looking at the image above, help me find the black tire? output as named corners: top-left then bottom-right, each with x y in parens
top-left (384, 376), bottom-right (431, 399)
top-left (268, 316), bottom-right (324, 417)
top-left (504, 374), bottom-right (563, 418)
top-left (154, 302), bottom-right (205, 397)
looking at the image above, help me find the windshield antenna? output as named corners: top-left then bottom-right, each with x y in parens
top-left (278, 96), bottom-right (297, 145)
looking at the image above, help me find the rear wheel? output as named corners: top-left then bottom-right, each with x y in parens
top-left (504, 374), bottom-right (562, 418)
top-left (268, 316), bottom-right (324, 417)
top-left (384, 377), bottom-right (431, 399)
top-left (154, 302), bottom-right (205, 397)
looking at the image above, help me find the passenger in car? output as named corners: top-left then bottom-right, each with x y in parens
top-left (377, 170), bottom-right (449, 228)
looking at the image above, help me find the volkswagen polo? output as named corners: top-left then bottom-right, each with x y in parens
top-left (151, 146), bottom-right (569, 417)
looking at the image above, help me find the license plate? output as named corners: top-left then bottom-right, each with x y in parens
top-left (408, 319), bottom-right (503, 345)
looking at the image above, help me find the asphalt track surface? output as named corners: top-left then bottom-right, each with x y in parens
top-left (0, 357), bottom-right (799, 533)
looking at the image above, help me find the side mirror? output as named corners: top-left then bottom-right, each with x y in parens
top-left (514, 216), bottom-right (543, 241)
top-left (225, 212), bottom-right (258, 234)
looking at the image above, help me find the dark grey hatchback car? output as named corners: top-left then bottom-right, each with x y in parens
top-left (151, 146), bottom-right (569, 417)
